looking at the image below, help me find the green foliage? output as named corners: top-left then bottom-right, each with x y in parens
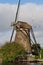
top-left (35, 56), bottom-right (39, 59)
top-left (41, 48), bottom-right (43, 59)
top-left (31, 44), bottom-right (41, 56)
top-left (35, 48), bottom-right (43, 59)
top-left (0, 42), bottom-right (26, 62)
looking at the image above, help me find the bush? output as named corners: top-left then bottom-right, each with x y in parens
top-left (0, 42), bottom-right (26, 62)
top-left (41, 49), bottom-right (43, 59)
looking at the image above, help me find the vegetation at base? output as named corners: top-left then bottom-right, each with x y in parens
top-left (35, 48), bottom-right (43, 59)
top-left (0, 42), bottom-right (26, 62)
top-left (31, 43), bottom-right (41, 56)
top-left (41, 48), bottom-right (43, 59)
top-left (31, 43), bottom-right (43, 59)
top-left (0, 41), bottom-right (43, 62)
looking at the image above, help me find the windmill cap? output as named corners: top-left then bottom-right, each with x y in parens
top-left (15, 21), bottom-right (32, 29)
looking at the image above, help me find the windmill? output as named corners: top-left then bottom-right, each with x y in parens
top-left (10, 0), bottom-right (41, 56)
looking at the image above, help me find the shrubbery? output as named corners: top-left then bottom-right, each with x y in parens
top-left (41, 49), bottom-right (43, 59)
top-left (0, 42), bottom-right (26, 62)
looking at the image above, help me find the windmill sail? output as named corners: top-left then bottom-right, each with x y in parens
top-left (10, 0), bottom-right (21, 42)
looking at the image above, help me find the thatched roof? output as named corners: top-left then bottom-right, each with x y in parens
top-left (12, 21), bottom-right (32, 30)
top-left (16, 21), bottom-right (32, 29)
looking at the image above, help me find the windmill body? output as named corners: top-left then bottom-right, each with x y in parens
top-left (14, 21), bottom-right (32, 54)
top-left (12, 21), bottom-right (41, 56)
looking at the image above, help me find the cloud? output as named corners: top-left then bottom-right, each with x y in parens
top-left (0, 30), bottom-right (16, 46)
top-left (0, 3), bottom-right (43, 47)
top-left (0, 3), bottom-right (43, 31)
top-left (0, 4), bottom-right (17, 31)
